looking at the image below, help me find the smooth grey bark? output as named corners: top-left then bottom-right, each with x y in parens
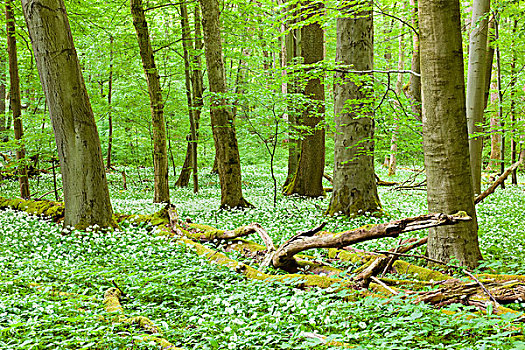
top-left (284, 0), bottom-right (325, 197)
top-left (282, 2), bottom-right (301, 188)
top-left (131, 0), bottom-right (170, 203)
top-left (175, 2), bottom-right (200, 193)
top-left (418, 0), bottom-right (482, 268)
top-left (106, 35), bottom-right (114, 169)
top-left (327, 1), bottom-right (381, 216)
top-left (22, 0), bottom-right (114, 229)
top-left (407, 0), bottom-right (422, 121)
top-left (466, 0), bottom-right (490, 195)
top-left (388, 7), bottom-right (405, 177)
top-left (199, 0), bottom-right (251, 208)
top-left (6, 0), bottom-right (30, 198)
top-left (0, 40), bottom-right (5, 134)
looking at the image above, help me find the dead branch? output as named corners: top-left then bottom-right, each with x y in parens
top-left (375, 174), bottom-right (399, 186)
top-left (475, 159), bottom-right (523, 204)
top-left (272, 212), bottom-right (471, 272)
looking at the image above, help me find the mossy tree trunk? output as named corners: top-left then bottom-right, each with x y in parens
top-left (284, 0), bottom-right (325, 197)
top-left (199, 0), bottom-right (251, 208)
top-left (418, 0), bottom-right (482, 268)
top-left (6, 0), bottom-right (30, 199)
top-left (22, 0), bottom-right (114, 229)
top-left (131, 0), bottom-right (170, 203)
top-left (327, 0), bottom-right (381, 216)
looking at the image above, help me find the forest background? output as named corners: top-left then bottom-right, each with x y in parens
top-left (1, 0), bottom-right (525, 349)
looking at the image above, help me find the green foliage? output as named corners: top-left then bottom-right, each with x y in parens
top-left (1, 165), bottom-right (525, 348)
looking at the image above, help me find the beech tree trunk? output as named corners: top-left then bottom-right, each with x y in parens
top-left (199, 0), bottom-right (251, 208)
top-left (388, 9), bottom-right (405, 177)
top-left (284, 0), bottom-right (325, 197)
top-left (0, 41), bottom-right (5, 135)
top-left (131, 0), bottom-right (170, 203)
top-left (466, 0), bottom-right (490, 196)
top-left (282, 3), bottom-right (301, 189)
top-left (106, 35), bottom-right (114, 169)
top-left (22, 0), bottom-right (114, 229)
top-left (175, 2), bottom-right (200, 193)
top-left (407, 0), bottom-right (422, 121)
top-left (327, 1), bottom-right (381, 216)
top-left (418, 0), bottom-right (482, 268)
top-left (7, 0), bottom-right (30, 199)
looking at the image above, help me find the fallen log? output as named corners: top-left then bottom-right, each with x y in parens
top-left (103, 287), bottom-right (182, 349)
top-left (272, 212), bottom-right (471, 273)
top-left (475, 159), bottom-right (523, 204)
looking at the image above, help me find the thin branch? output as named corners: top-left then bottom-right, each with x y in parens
top-left (463, 270), bottom-right (500, 308)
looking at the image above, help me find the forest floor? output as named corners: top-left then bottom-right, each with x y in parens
top-left (1, 164), bottom-right (525, 349)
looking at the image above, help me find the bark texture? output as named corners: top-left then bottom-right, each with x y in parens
top-left (466, 0), bottom-right (490, 195)
top-left (175, 2), bottom-right (201, 193)
top-left (273, 212), bottom-right (471, 273)
top-left (418, 0), bottom-right (482, 268)
top-left (199, 0), bottom-right (251, 208)
top-left (6, 1), bottom-right (30, 199)
top-left (407, 0), bottom-right (422, 121)
top-left (284, 0), bottom-right (325, 197)
top-left (327, 1), bottom-right (381, 216)
top-left (0, 40), bottom-right (5, 134)
top-left (131, 0), bottom-right (170, 203)
top-left (21, 0), bottom-right (114, 229)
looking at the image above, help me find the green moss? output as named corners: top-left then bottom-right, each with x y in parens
top-left (392, 260), bottom-right (451, 281)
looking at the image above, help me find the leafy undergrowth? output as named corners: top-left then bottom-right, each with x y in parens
top-left (1, 164), bottom-right (525, 349)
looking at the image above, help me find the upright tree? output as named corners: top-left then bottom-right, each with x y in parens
top-left (6, 0), bottom-right (30, 199)
top-left (22, 0), bottom-right (114, 229)
top-left (284, 0), bottom-right (325, 197)
top-left (199, 0), bottom-right (251, 208)
top-left (0, 40), bottom-right (5, 136)
top-left (466, 0), bottom-right (490, 195)
top-left (407, 0), bottom-right (422, 121)
top-left (175, 2), bottom-right (202, 193)
top-left (418, 0), bottom-right (482, 267)
top-left (131, 0), bottom-right (170, 203)
top-left (327, 0), bottom-right (381, 217)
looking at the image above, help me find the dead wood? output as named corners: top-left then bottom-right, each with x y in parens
top-left (323, 173), bottom-right (333, 184)
top-left (103, 287), bottom-right (182, 349)
top-left (355, 237), bottom-right (428, 288)
top-left (475, 159), bottom-right (523, 204)
top-left (375, 173), bottom-right (399, 186)
top-left (272, 212), bottom-right (471, 273)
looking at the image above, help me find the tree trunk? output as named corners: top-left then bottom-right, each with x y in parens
top-left (106, 35), bottom-right (114, 169)
top-left (199, 0), bottom-right (251, 208)
top-left (510, 19), bottom-right (517, 185)
top-left (284, 0), bottom-right (325, 197)
top-left (418, 0), bottom-right (482, 268)
top-left (407, 0), bottom-right (422, 121)
top-left (130, 0), bottom-right (170, 203)
top-left (466, 0), bottom-right (490, 196)
top-left (486, 83), bottom-right (501, 172)
top-left (495, 19), bottom-right (505, 188)
top-left (388, 8), bottom-right (405, 177)
top-left (175, 2), bottom-right (199, 193)
top-left (0, 39), bottom-right (6, 136)
top-left (7, 0), bottom-right (30, 199)
top-left (282, 5), bottom-right (301, 189)
top-left (22, 0), bottom-right (114, 229)
top-left (327, 1), bottom-right (381, 216)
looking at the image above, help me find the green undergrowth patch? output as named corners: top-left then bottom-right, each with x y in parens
top-left (0, 209), bottom-right (524, 349)
top-left (1, 164), bottom-right (525, 348)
